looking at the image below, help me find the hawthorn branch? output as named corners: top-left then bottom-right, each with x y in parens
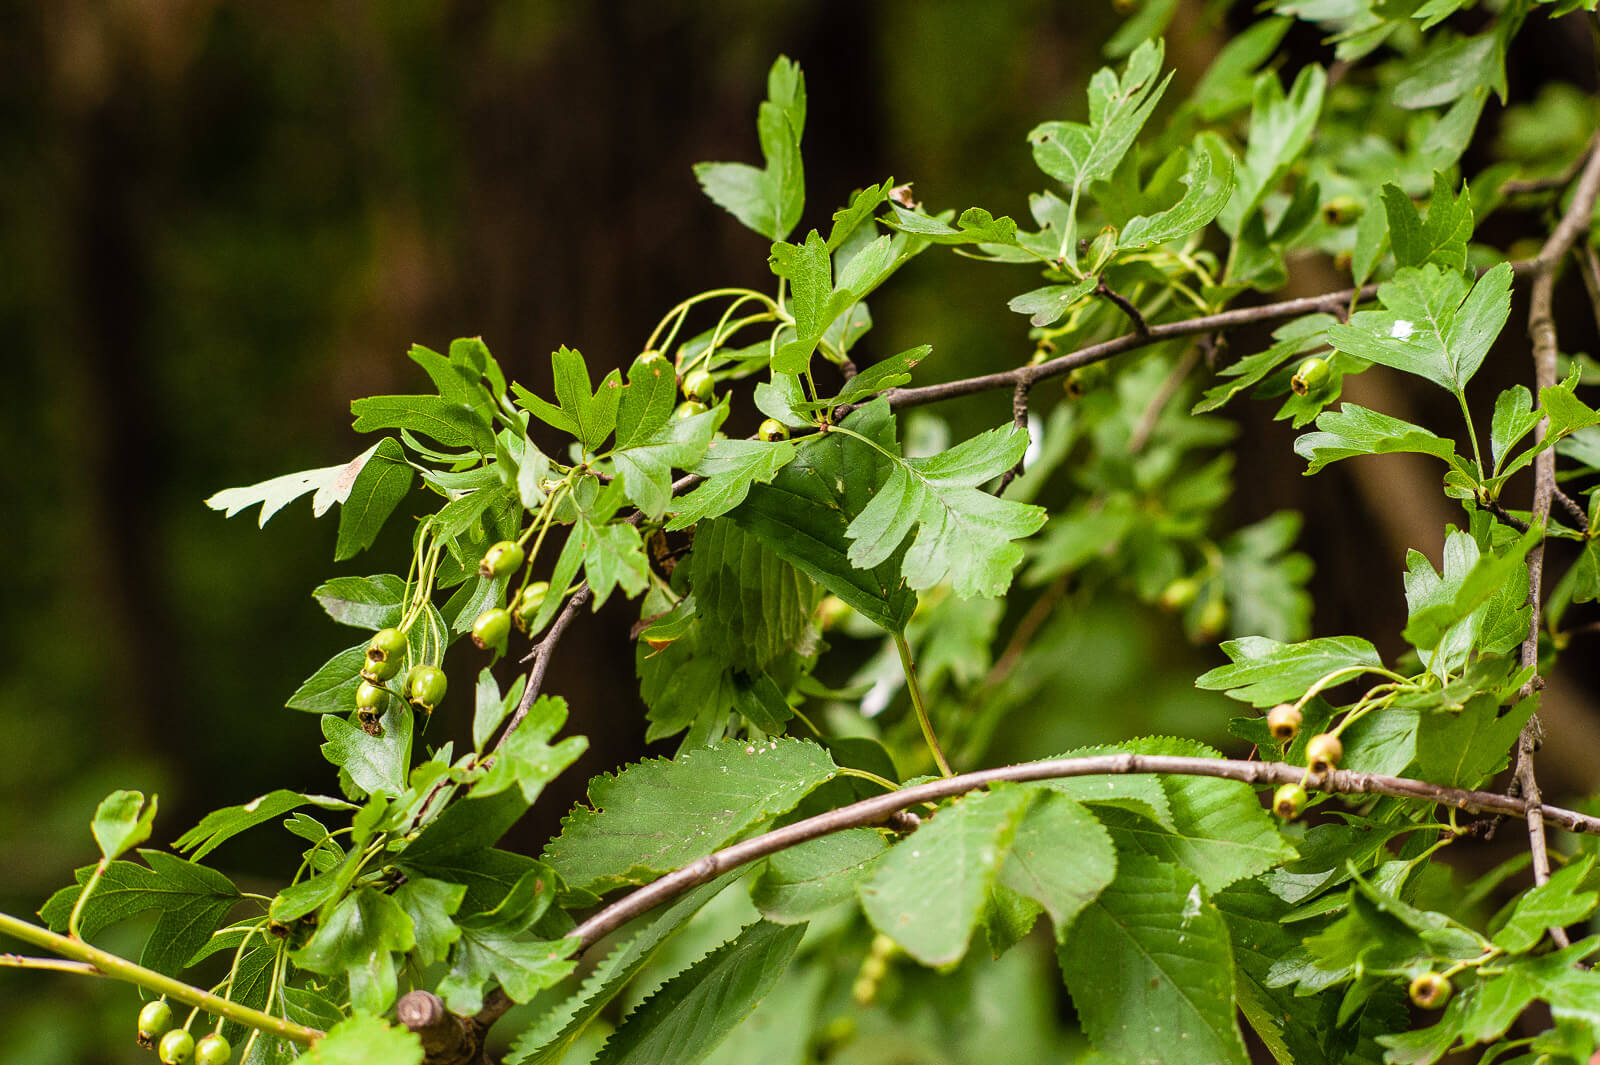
top-left (566, 753), bottom-right (1600, 952)
top-left (0, 953), bottom-right (103, 976)
top-left (1096, 278), bottom-right (1150, 337)
top-left (496, 585), bottom-right (592, 750)
top-left (0, 911), bottom-right (322, 1045)
top-left (1514, 130), bottom-right (1600, 944)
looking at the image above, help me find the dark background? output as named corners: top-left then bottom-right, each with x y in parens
top-left (3, 2), bottom-right (1599, 1060)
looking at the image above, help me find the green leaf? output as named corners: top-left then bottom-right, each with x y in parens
top-left (1325, 263), bottom-right (1514, 397)
top-left (1007, 279), bottom-right (1097, 328)
top-left (832, 344), bottom-right (930, 405)
top-left (1058, 851), bottom-right (1248, 1065)
top-left (473, 696), bottom-right (588, 804)
top-left (1196, 635), bottom-right (1385, 707)
top-left (1492, 854), bottom-right (1598, 953)
top-left (1194, 316), bottom-right (1333, 418)
top-left (543, 738), bottom-right (838, 893)
top-left (504, 872), bottom-right (747, 1065)
top-left (693, 56), bottom-right (805, 242)
top-left (175, 790), bottom-right (353, 860)
top-left (1414, 694), bottom-right (1535, 791)
top-left (1100, 737), bottom-right (1296, 893)
top-left (311, 574), bottom-right (407, 630)
top-left (726, 402), bottom-right (916, 631)
top-left (997, 791), bottom-right (1116, 936)
top-left (1402, 523), bottom-right (1541, 656)
top-left (1219, 511), bottom-right (1314, 643)
top-left (1219, 64), bottom-right (1325, 237)
top-left (1382, 173), bottom-right (1473, 272)
top-left (91, 790), bottom-right (157, 862)
top-left (767, 229), bottom-right (853, 374)
top-left (439, 931), bottom-right (577, 1016)
top-left (293, 886), bottom-right (416, 1014)
top-left (321, 704), bottom-right (412, 799)
top-left (751, 828), bottom-right (889, 924)
top-left (667, 438), bottom-right (798, 531)
top-left (1393, 30), bottom-right (1502, 110)
top-left (612, 406), bottom-right (719, 519)
top-left (593, 921), bottom-right (805, 1065)
top-left (1029, 38), bottom-right (1171, 190)
top-left (1119, 134), bottom-right (1234, 249)
top-left (845, 423), bottom-right (1047, 598)
top-left (303, 1013), bottom-right (423, 1065)
top-left (883, 205), bottom-right (1022, 247)
top-left (860, 786), bottom-right (1032, 966)
top-left (614, 352), bottom-right (678, 450)
top-left (1491, 385), bottom-right (1543, 472)
top-left (335, 437), bottom-right (414, 561)
top-left (205, 442), bottom-right (381, 527)
top-left (285, 642), bottom-right (367, 714)
top-left (41, 852), bottom-right (239, 975)
top-left (1294, 404), bottom-right (1463, 475)
top-left (685, 519), bottom-right (819, 670)
top-left (350, 396), bottom-right (486, 451)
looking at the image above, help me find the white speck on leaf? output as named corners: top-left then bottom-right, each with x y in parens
top-left (1181, 883), bottom-right (1202, 922)
top-left (1391, 319), bottom-right (1415, 340)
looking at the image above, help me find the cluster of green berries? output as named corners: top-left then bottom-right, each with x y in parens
top-left (136, 1001), bottom-right (230, 1064)
top-left (1267, 704), bottom-right (1343, 819)
top-left (356, 625), bottom-right (447, 728)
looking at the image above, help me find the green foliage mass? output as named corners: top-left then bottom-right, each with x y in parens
top-left (8, 4), bottom-right (1600, 1063)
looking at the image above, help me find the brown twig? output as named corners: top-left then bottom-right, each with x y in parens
top-left (1486, 499), bottom-right (1531, 533)
top-left (1514, 130), bottom-right (1600, 945)
top-left (498, 585), bottom-right (592, 749)
top-left (1554, 487), bottom-right (1590, 531)
top-left (996, 380), bottom-right (1033, 492)
top-left (1096, 278), bottom-right (1150, 337)
top-left (564, 753), bottom-right (1600, 952)
top-left (1575, 244), bottom-right (1600, 340)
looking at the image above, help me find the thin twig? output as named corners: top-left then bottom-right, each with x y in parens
top-left (1575, 244), bottom-right (1600, 340)
top-left (0, 953), bottom-right (103, 976)
top-left (1486, 499), bottom-right (1531, 533)
top-left (498, 584), bottom-right (592, 749)
top-left (1096, 278), bottom-right (1150, 336)
top-left (0, 912), bottom-right (322, 1045)
top-left (565, 753), bottom-right (1600, 951)
top-left (1554, 488), bottom-right (1590, 531)
top-left (1513, 130), bottom-right (1600, 947)
top-left (996, 380), bottom-right (1033, 492)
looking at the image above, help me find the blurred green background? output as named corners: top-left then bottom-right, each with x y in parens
top-left (4, 2), bottom-right (1600, 1061)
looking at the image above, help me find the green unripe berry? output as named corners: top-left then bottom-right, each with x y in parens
top-left (195, 1034), bottom-right (232, 1065)
top-left (362, 627), bottom-right (408, 682)
top-left (515, 581), bottom-right (550, 631)
top-left (356, 681), bottom-right (388, 714)
top-left (1197, 596), bottom-right (1227, 639)
top-left (682, 368), bottom-right (715, 403)
top-left (757, 418), bottom-right (791, 442)
top-left (1322, 195), bottom-right (1363, 225)
top-left (1408, 971), bottom-right (1451, 1009)
top-left (158, 1029), bottom-right (195, 1064)
top-left (137, 999), bottom-right (173, 1047)
top-left (1266, 703), bottom-right (1302, 741)
top-left (407, 665), bottom-right (448, 711)
top-left (1291, 356), bottom-right (1330, 396)
top-left (674, 400), bottom-right (708, 420)
top-left (1273, 783), bottom-right (1308, 819)
top-left (1159, 576), bottom-right (1201, 611)
top-left (1306, 733), bottom-right (1343, 774)
top-left (479, 540), bottom-right (526, 579)
top-left (472, 607), bottom-right (513, 651)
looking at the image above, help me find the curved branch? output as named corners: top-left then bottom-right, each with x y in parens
top-left (0, 911), bottom-right (322, 1045)
top-left (567, 753), bottom-right (1600, 951)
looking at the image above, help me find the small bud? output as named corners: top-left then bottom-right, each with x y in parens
top-left (362, 627), bottom-right (408, 683)
top-left (1290, 357), bottom-right (1331, 396)
top-left (1321, 196), bottom-right (1363, 225)
top-left (1273, 783), bottom-right (1308, 819)
top-left (515, 581), bottom-right (550, 632)
top-left (1306, 733), bottom-right (1343, 774)
top-left (1266, 703), bottom-right (1303, 741)
top-left (674, 399), bottom-right (708, 420)
top-left (758, 418), bottom-right (791, 442)
top-left (1408, 971), bottom-right (1452, 1009)
top-left (1197, 596), bottom-right (1228, 640)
